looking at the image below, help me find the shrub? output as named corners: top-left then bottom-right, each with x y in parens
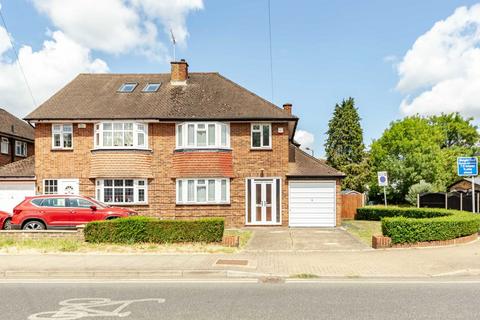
top-left (356, 206), bottom-right (480, 244)
top-left (405, 180), bottom-right (434, 205)
top-left (84, 217), bottom-right (224, 244)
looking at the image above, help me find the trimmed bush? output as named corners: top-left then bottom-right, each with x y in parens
top-left (356, 206), bottom-right (480, 244)
top-left (84, 217), bottom-right (224, 244)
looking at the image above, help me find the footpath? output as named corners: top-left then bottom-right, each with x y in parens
top-left (1, 240), bottom-right (480, 281)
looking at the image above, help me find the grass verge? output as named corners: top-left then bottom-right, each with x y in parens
top-left (0, 229), bottom-right (252, 254)
top-left (342, 220), bottom-right (382, 245)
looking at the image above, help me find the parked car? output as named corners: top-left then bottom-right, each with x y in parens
top-left (11, 195), bottom-right (137, 230)
top-left (0, 211), bottom-right (11, 230)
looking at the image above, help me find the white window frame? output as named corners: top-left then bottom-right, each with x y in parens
top-left (251, 123), bottom-right (272, 149)
top-left (142, 83), bottom-right (161, 92)
top-left (176, 178), bottom-right (230, 205)
top-left (15, 141), bottom-right (27, 157)
top-left (43, 179), bottom-right (59, 195)
top-left (176, 122), bottom-right (230, 149)
top-left (95, 179), bottom-right (148, 205)
top-left (1, 137), bottom-right (9, 154)
top-left (118, 83), bottom-right (137, 93)
top-left (94, 122), bottom-right (148, 150)
top-left (52, 124), bottom-right (73, 150)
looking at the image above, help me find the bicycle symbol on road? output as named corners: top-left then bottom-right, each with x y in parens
top-left (28, 298), bottom-right (166, 320)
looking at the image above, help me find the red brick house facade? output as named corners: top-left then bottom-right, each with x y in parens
top-left (0, 109), bottom-right (34, 167)
top-left (25, 61), bottom-right (344, 228)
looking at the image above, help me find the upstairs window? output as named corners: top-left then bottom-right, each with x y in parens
top-left (118, 83), bottom-right (137, 92)
top-left (15, 141), bottom-right (27, 157)
top-left (94, 122), bottom-right (148, 149)
top-left (176, 122), bottom-right (229, 149)
top-left (1, 137), bottom-right (8, 154)
top-left (251, 123), bottom-right (271, 149)
top-left (142, 83), bottom-right (161, 92)
top-left (52, 124), bottom-right (73, 149)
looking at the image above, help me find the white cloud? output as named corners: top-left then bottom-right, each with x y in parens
top-left (294, 130), bottom-right (315, 150)
top-left (32, 0), bottom-right (203, 59)
top-left (0, 28), bottom-right (108, 117)
top-left (0, 25), bottom-right (12, 56)
top-left (396, 4), bottom-right (480, 117)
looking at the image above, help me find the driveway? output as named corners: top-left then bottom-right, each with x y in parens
top-left (244, 228), bottom-right (369, 252)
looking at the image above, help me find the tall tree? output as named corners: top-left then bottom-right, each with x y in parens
top-left (325, 97), bottom-right (368, 191)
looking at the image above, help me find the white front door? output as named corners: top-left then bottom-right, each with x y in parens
top-left (246, 178), bottom-right (281, 225)
top-left (58, 179), bottom-right (80, 195)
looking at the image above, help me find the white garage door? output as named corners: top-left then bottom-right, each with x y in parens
top-left (289, 181), bottom-right (336, 227)
top-left (0, 182), bottom-right (36, 213)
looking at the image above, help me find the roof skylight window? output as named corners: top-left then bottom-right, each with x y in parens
top-left (142, 83), bottom-right (161, 92)
top-left (118, 83), bottom-right (137, 93)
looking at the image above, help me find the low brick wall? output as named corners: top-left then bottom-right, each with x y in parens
top-left (372, 233), bottom-right (478, 249)
top-left (222, 235), bottom-right (239, 247)
top-left (0, 226), bottom-right (85, 241)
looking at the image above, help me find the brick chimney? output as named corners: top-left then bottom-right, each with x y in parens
top-left (283, 103), bottom-right (292, 115)
top-left (171, 59), bottom-right (189, 85)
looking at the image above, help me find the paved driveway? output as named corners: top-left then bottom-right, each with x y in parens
top-left (244, 228), bottom-right (369, 252)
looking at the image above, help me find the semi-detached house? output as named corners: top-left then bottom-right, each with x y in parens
top-left (25, 60), bottom-right (344, 227)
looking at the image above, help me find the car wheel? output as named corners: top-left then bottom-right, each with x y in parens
top-left (22, 221), bottom-right (46, 231)
top-left (3, 218), bottom-right (11, 230)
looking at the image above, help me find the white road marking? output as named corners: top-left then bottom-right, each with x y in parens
top-left (28, 298), bottom-right (165, 320)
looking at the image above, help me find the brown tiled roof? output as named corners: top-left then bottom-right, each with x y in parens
top-left (25, 73), bottom-right (297, 121)
top-left (288, 145), bottom-right (345, 178)
top-left (0, 156), bottom-right (35, 178)
top-left (172, 151), bottom-right (234, 178)
top-left (0, 108), bottom-right (34, 141)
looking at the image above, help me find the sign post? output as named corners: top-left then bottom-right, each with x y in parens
top-left (457, 157), bottom-right (478, 213)
top-left (377, 171), bottom-right (388, 207)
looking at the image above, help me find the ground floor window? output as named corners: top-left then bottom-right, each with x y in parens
top-left (43, 179), bottom-right (58, 194)
top-left (176, 178), bottom-right (229, 204)
top-left (95, 179), bottom-right (147, 204)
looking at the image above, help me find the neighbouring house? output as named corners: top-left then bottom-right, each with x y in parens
top-left (0, 156), bottom-right (36, 213)
top-left (0, 108), bottom-right (35, 167)
top-left (24, 60), bottom-right (345, 227)
top-left (448, 178), bottom-right (480, 193)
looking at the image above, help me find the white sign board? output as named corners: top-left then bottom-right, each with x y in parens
top-left (377, 171), bottom-right (388, 187)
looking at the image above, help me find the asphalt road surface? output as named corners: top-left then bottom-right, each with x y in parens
top-left (0, 281), bottom-right (479, 319)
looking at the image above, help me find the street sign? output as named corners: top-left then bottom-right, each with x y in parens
top-left (457, 157), bottom-right (478, 176)
top-left (377, 171), bottom-right (388, 187)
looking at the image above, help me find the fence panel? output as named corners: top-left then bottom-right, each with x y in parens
top-left (341, 193), bottom-right (364, 219)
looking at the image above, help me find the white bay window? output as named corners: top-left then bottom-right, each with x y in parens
top-left (176, 122), bottom-right (229, 149)
top-left (176, 178), bottom-right (229, 204)
top-left (96, 179), bottom-right (147, 204)
top-left (95, 122), bottom-right (148, 149)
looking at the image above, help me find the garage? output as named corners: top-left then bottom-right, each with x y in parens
top-left (0, 157), bottom-right (36, 213)
top-left (289, 181), bottom-right (336, 227)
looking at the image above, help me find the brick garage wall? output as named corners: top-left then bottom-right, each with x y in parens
top-left (0, 228), bottom-right (85, 241)
top-left (34, 122), bottom-right (290, 228)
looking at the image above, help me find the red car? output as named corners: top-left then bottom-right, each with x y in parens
top-left (0, 211), bottom-right (11, 230)
top-left (11, 195), bottom-right (136, 230)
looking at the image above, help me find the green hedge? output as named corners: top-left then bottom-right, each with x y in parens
top-left (84, 217), bottom-right (224, 244)
top-left (356, 206), bottom-right (480, 244)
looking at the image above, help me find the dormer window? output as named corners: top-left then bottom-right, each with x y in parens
top-left (118, 83), bottom-right (137, 93)
top-left (176, 122), bottom-right (230, 149)
top-left (142, 83), bottom-right (161, 92)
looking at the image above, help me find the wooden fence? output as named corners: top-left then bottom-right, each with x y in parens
top-left (341, 193), bottom-right (364, 219)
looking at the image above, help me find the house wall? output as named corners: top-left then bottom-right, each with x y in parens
top-left (0, 135), bottom-right (34, 167)
top-left (34, 122), bottom-right (290, 227)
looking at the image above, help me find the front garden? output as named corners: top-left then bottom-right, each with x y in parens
top-left (352, 206), bottom-right (480, 247)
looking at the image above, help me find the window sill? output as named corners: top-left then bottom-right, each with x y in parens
top-left (92, 148), bottom-right (152, 152)
top-left (15, 154), bottom-right (27, 157)
top-left (51, 148), bottom-right (73, 152)
top-left (176, 202), bottom-right (231, 206)
top-left (250, 147), bottom-right (272, 151)
top-left (174, 148), bottom-right (232, 152)
top-left (105, 203), bottom-right (149, 206)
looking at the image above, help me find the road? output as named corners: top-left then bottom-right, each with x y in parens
top-left (1, 281), bottom-right (479, 319)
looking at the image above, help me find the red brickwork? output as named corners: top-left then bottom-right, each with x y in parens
top-left (372, 233), bottom-right (478, 249)
top-left (172, 151), bottom-right (234, 178)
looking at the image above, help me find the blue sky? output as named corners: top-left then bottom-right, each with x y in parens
top-left (0, 0), bottom-right (479, 156)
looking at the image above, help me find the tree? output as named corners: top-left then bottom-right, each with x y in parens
top-left (369, 113), bottom-right (479, 203)
top-left (325, 97), bottom-right (368, 191)
top-left (405, 180), bottom-right (434, 206)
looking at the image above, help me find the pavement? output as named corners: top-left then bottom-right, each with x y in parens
top-left (1, 228), bottom-right (480, 280)
top-left (2, 282), bottom-right (480, 319)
